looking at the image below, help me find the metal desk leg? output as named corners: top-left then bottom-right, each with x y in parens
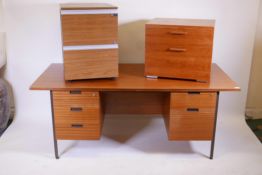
top-left (50, 91), bottom-right (59, 159)
top-left (210, 92), bottom-right (220, 159)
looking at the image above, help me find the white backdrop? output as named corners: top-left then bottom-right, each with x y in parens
top-left (1, 0), bottom-right (260, 121)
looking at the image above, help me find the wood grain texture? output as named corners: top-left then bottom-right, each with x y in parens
top-left (145, 18), bottom-right (214, 82)
top-left (64, 49), bottom-right (118, 80)
top-left (61, 14), bottom-right (117, 46)
top-left (52, 91), bottom-right (102, 140)
top-left (102, 92), bottom-right (166, 115)
top-left (61, 3), bottom-right (117, 10)
top-left (30, 64), bottom-right (240, 92)
top-left (166, 92), bottom-right (217, 140)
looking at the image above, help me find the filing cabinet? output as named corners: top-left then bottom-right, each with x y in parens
top-left (52, 90), bottom-right (102, 140)
top-left (164, 92), bottom-right (217, 140)
top-left (145, 18), bottom-right (215, 82)
top-left (60, 3), bottom-right (119, 80)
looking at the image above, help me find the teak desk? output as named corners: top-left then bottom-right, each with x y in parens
top-left (30, 63), bottom-right (240, 159)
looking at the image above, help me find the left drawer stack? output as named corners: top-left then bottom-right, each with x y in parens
top-left (60, 3), bottom-right (119, 80)
top-left (52, 91), bottom-right (102, 140)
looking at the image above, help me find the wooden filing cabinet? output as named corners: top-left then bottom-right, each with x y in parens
top-left (145, 18), bottom-right (215, 82)
top-left (52, 91), bottom-right (103, 140)
top-left (164, 92), bottom-right (217, 140)
top-left (60, 3), bottom-right (119, 80)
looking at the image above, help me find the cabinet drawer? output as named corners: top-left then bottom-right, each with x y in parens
top-left (63, 48), bottom-right (118, 80)
top-left (146, 43), bottom-right (212, 80)
top-left (145, 41), bottom-right (212, 82)
top-left (56, 122), bottom-right (101, 140)
top-left (169, 109), bottom-right (215, 140)
top-left (146, 25), bottom-right (214, 46)
top-left (61, 13), bottom-right (118, 46)
top-left (147, 42), bottom-right (212, 59)
top-left (171, 92), bottom-right (217, 109)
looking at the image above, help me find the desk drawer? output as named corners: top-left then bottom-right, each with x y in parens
top-left (171, 92), bottom-right (217, 109)
top-left (53, 90), bottom-right (99, 98)
top-left (61, 13), bottom-right (118, 46)
top-left (54, 106), bottom-right (100, 124)
top-left (53, 91), bottom-right (100, 107)
top-left (56, 122), bottom-right (101, 140)
top-left (169, 108), bottom-right (215, 140)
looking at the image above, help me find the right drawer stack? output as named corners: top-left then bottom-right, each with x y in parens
top-left (166, 92), bottom-right (217, 140)
top-left (60, 3), bottom-right (119, 81)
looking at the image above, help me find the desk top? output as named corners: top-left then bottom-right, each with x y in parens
top-left (30, 63), bottom-right (240, 92)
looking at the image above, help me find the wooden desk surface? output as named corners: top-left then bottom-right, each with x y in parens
top-left (30, 63), bottom-right (240, 92)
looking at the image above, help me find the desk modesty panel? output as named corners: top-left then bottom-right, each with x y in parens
top-left (30, 63), bottom-right (240, 159)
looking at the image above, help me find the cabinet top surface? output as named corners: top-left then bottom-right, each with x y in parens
top-left (30, 64), bottom-right (240, 92)
top-left (60, 3), bottom-right (117, 10)
top-left (147, 18), bottom-right (215, 27)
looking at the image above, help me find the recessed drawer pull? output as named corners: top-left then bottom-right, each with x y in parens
top-left (70, 107), bottom-right (83, 112)
top-left (168, 48), bottom-right (187, 52)
top-left (187, 108), bottom-right (199, 112)
top-left (71, 124), bottom-right (83, 128)
top-left (69, 90), bottom-right (81, 94)
top-left (188, 92), bottom-right (201, 95)
top-left (169, 31), bottom-right (188, 35)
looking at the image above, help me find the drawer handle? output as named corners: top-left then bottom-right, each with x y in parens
top-left (188, 92), bottom-right (201, 95)
top-left (70, 90), bottom-right (81, 94)
top-left (169, 31), bottom-right (188, 35)
top-left (70, 107), bottom-right (83, 112)
top-left (167, 48), bottom-right (187, 52)
top-left (71, 124), bottom-right (83, 128)
top-left (187, 108), bottom-right (199, 112)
